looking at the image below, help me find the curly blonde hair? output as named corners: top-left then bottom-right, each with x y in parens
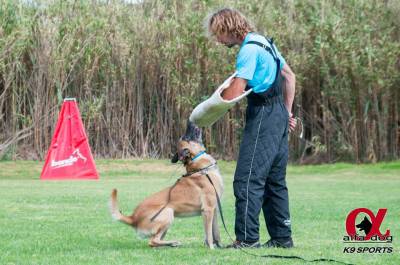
top-left (205, 8), bottom-right (255, 40)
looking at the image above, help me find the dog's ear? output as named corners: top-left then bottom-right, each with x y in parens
top-left (171, 153), bottom-right (179, 163)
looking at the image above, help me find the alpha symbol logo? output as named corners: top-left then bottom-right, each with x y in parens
top-left (342, 208), bottom-right (393, 254)
top-left (51, 149), bottom-right (87, 168)
top-left (345, 208), bottom-right (390, 240)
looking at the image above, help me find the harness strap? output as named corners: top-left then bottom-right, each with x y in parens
top-left (245, 38), bottom-right (281, 84)
top-left (244, 37), bottom-right (282, 101)
top-left (246, 40), bottom-right (275, 58)
top-left (150, 178), bottom-right (180, 222)
top-left (150, 162), bottom-right (216, 222)
top-left (182, 162), bottom-right (216, 177)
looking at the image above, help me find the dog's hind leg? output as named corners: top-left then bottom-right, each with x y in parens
top-left (149, 228), bottom-right (180, 247)
top-left (212, 208), bottom-right (222, 248)
top-left (148, 208), bottom-right (180, 247)
top-left (160, 230), bottom-right (168, 240)
top-left (202, 208), bottom-right (215, 249)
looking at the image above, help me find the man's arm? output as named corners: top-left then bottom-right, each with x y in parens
top-left (281, 63), bottom-right (295, 113)
top-left (221, 77), bottom-right (248, 100)
top-left (281, 64), bottom-right (297, 132)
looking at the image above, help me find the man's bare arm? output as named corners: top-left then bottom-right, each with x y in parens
top-left (221, 77), bottom-right (248, 100)
top-left (281, 63), bottom-right (296, 114)
top-left (281, 64), bottom-right (297, 132)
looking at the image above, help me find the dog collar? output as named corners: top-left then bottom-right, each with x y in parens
top-left (191, 150), bottom-right (206, 161)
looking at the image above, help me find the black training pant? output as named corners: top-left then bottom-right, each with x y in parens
top-left (233, 99), bottom-right (291, 242)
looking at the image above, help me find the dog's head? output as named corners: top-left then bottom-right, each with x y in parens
top-left (171, 120), bottom-right (204, 164)
top-left (356, 216), bottom-right (372, 235)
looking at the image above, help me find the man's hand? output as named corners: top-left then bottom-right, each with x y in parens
top-left (288, 112), bottom-right (297, 132)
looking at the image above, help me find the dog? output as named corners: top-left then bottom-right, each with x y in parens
top-left (109, 122), bottom-right (223, 249)
top-left (356, 216), bottom-right (372, 235)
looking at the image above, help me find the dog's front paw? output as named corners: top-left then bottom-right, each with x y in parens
top-left (204, 240), bottom-right (216, 250)
top-left (214, 241), bottom-right (223, 248)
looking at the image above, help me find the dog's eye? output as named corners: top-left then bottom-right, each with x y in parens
top-left (182, 148), bottom-right (191, 157)
top-left (177, 148), bottom-right (191, 161)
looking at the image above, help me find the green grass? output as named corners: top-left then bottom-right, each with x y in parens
top-left (0, 160), bottom-right (399, 265)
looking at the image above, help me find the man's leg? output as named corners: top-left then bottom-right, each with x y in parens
top-left (233, 105), bottom-right (276, 244)
top-left (262, 131), bottom-right (293, 247)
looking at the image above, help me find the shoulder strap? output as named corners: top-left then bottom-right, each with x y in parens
top-left (245, 37), bottom-right (278, 61)
top-left (245, 37), bottom-right (281, 83)
top-left (266, 37), bottom-right (279, 59)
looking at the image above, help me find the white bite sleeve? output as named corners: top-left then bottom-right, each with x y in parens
top-left (189, 72), bottom-right (252, 127)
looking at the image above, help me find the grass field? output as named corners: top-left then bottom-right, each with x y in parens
top-left (0, 160), bottom-right (399, 265)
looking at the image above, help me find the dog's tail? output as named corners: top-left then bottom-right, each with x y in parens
top-left (109, 189), bottom-right (135, 226)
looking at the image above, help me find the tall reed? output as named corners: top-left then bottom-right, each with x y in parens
top-left (0, 0), bottom-right (399, 163)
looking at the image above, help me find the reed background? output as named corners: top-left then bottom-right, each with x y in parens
top-left (1, 0), bottom-right (399, 163)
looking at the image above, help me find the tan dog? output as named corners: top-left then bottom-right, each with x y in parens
top-left (109, 126), bottom-right (223, 249)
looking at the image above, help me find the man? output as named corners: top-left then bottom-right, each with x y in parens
top-left (206, 8), bottom-right (296, 248)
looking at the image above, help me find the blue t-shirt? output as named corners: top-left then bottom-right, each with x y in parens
top-left (236, 32), bottom-right (286, 93)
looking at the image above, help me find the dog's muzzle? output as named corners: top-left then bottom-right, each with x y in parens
top-left (171, 148), bottom-right (190, 164)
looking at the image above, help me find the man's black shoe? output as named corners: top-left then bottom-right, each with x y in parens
top-left (226, 240), bottom-right (261, 249)
top-left (263, 237), bottom-right (294, 248)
